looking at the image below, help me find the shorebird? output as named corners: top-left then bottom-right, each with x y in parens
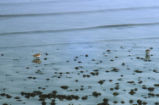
top-left (145, 49), bottom-right (150, 61)
top-left (145, 49), bottom-right (150, 55)
top-left (33, 53), bottom-right (41, 59)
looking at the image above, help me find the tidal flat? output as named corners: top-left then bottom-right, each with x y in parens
top-left (1, 39), bottom-right (159, 105)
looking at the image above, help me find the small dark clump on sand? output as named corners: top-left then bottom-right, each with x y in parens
top-left (85, 54), bottom-right (88, 57)
top-left (129, 89), bottom-right (136, 95)
top-left (60, 85), bottom-right (69, 90)
top-left (92, 91), bottom-right (101, 97)
top-left (98, 80), bottom-right (105, 85)
top-left (113, 92), bottom-right (119, 96)
top-left (81, 95), bottom-right (88, 100)
top-left (97, 98), bottom-right (109, 105)
top-left (134, 70), bottom-right (143, 73)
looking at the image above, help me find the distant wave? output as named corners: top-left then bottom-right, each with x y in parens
top-left (0, 22), bottom-right (159, 36)
top-left (1, 6), bottom-right (159, 18)
top-left (1, 37), bottom-right (159, 49)
top-left (0, 0), bottom-right (84, 5)
top-left (0, 0), bottom-right (61, 5)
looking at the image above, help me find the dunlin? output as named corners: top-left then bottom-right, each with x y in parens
top-left (33, 53), bottom-right (41, 58)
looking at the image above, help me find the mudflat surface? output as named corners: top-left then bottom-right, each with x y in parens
top-left (1, 39), bottom-right (159, 105)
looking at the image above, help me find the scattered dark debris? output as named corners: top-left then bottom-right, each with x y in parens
top-left (90, 71), bottom-right (99, 76)
top-left (110, 59), bottom-right (114, 62)
top-left (113, 101), bottom-right (118, 104)
top-left (154, 84), bottom-right (159, 87)
top-left (129, 100), bottom-right (133, 104)
top-left (85, 54), bottom-right (88, 57)
top-left (46, 78), bottom-right (50, 81)
top-left (92, 91), bottom-right (101, 97)
top-left (78, 61), bottom-right (82, 63)
top-left (98, 80), bottom-right (105, 85)
top-left (51, 99), bottom-right (56, 105)
top-left (115, 56), bottom-right (118, 58)
top-left (2, 46), bottom-right (159, 105)
top-left (26, 67), bottom-right (30, 69)
top-left (75, 80), bottom-right (78, 82)
top-left (21, 90), bottom-right (80, 104)
top-left (134, 70), bottom-right (143, 73)
top-left (27, 76), bottom-right (36, 79)
top-left (44, 58), bottom-right (47, 60)
top-left (83, 74), bottom-right (90, 78)
top-left (45, 53), bottom-right (48, 56)
top-left (113, 92), bottom-right (119, 96)
top-left (137, 99), bottom-right (142, 105)
top-left (35, 70), bottom-right (43, 74)
top-left (75, 67), bottom-right (79, 70)
top-left (142, 85), bottom-right (147, 89)
top-left (155, 102), bottom-right (159, 105)
top-left (121, 100), bottom-right (125, 104)
top-left (97, 98), bottom-right (109, 105)
top-left (106, 50), bottom-right (111, 53)
top-left (148, 93), bottom-right (155, 97)
top-left (74, 66), bottom-right (83, 70)
top-left (81, 95), bottom-right (88, 100)
top-left (99, 60), bottom-right (103, 63)
top-left (14, 96), bottom-right (20, 100)
top-left (60, 85), bottom-right (69, 90)
top-left (121, 62), bottom-right (125, 66)
top-left (111, 67), bottom-right (119, 72)
top-left (153, 69), bottom-right (159, 73)
top-left (136, 57), bottom-right (140, 59)
top-left (129, 89), bottom-right (135, 95)
top-left (138, 80), bottom-right (143, 84)
top-left (6, 94), bottom-right (12, 98)
top-left (147, 87), bottom-right (155, 92)
top-left (80, 87), bottom-right (84, 91)
top-left (42, 101), bottom-right (46, 105)
top-left (66, 60), bottom-right (69, 63)
top-left (109, 79), bottom-right (113, 82)
top-left (0, 93), bottom-right (12, 99)
top-left (110, 88), bottom-right (114, 91)
top-left (105, 70), bottom-right (110, 73)
top-left (80, 70), bottom-right (84, 73)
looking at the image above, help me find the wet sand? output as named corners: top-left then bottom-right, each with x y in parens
top-left (1, 39), bottom-right (159, 105)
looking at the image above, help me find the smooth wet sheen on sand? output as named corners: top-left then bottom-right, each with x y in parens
top-left (1, 39), bottom-right (159, 105)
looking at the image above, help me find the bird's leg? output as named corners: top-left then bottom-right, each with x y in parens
top-left (145, 54), bottom-right (150, 61)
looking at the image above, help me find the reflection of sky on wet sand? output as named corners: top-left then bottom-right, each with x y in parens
top-left (1, 39), bottom-right (159, 104)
